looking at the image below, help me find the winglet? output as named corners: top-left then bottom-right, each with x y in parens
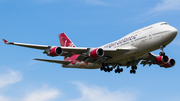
top-left (2, 39), bottom-right (8, 44)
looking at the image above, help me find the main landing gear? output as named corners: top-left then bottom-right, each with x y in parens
top-left (100, 63), bottom-right (123, 73)
top-left (130, 65), bottom-right (137, 74)
top-left (100, 63), bottom-right (137, 74)
top-left (114, 65), bottom-right (123, 73)
top-left (100, 63), bottom-right (113, 72)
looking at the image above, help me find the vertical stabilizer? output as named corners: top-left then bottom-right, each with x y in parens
top-left (59, 33), bottom-right (76, 47)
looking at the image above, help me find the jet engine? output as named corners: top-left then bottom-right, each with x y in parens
top-left (162, 58), bottom-right (175, 68)
top-left (90, 48), bottom-right (104, 58)
top-left (156, 55), bottom-right (169, 65)
top-left (48, 47), bottom-right (63, 57)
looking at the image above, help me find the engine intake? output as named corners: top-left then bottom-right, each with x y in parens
top-left (162, 58), bottom-right (175, 68)
top-left (48, 47), bottom-right (63, 57)
top-left (90, 48), bottom-right (104, 58)
top-left (156, 55), bottom-right (169, 65)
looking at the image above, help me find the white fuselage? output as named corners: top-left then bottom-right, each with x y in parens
top-left (63, 22), bottom-right (178, 69)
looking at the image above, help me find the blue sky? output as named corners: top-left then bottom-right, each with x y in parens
top-left (1, 0), bottom-right (180, 101)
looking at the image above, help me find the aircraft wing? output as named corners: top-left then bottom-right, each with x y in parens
top-left (76, 47), bottom-right (137, 63)
top-left (34, 58), bottom-right (71, 64)
top-left (139, 52), bottom-right (159, 66)
top-left (3, 39), bottom-right (134, 63)
top-left (3, 39), bottom-right (50, 50)
top-left (3, 39), bottom-right (88, 53)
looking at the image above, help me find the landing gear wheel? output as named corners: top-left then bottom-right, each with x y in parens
top-left (117, 68), bottom-right (123, 73)
top-left (100, 67), bottom-right (104, 71)
top-left (118, 69), bottom-right (121, 73)
top-left (133, 70), bottom-right (136, 74)
top-left (130, 70), bottom-right (136, 74)
top-left (120, 68), bottom-right (123, 72)
top-left (134, 66), bottom-right (137, 70)
top-left (159, 52), bottom-right (165, 56)
top-left (100, 63), bottom-right (105, 71)
top-left (115, 69), bottom-right (118, 73)
top-left (131, 66), bottom-right (137, 70)
top-left (130, 70), bottom-right (133, 74)
top-left (106, 66), bottom-right (110, 73)
top-left (130, 65), bottom-right (137, 74)
top-left (104, 68), bottom-right (107, 72)
top-left (110, 67), bottom-right (113, 71)
top-left (159, 45), bottom-right (166, 56)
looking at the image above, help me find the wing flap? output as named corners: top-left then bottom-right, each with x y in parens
top-left (34, 58), bottom-right (71, 64)
top-left (61, 47), bottom-right (88, 54)
top-left (140, 53), bottom-right (158, 66)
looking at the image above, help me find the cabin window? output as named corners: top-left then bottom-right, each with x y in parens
top-left (143, 27), bottom-right (153, 31)
top-left (153, 30), bottom-right (170, 35)
top-left (135, 36), bottom-right (146, 41)
top-left (120, 42), bottom-right (129, 46)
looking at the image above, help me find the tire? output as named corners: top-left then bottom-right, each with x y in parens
top-left (110, 68), bottom-right (113, 71)
top-left (120, 68), bottom-right (123, 72)
top-left (134, 66), bottom-right (137, 70)
top-left (133, 70), bottom-right (136, 74)
top-left (159, 52), bottom-right (165, 56)
top-left (115, 69), bottom-right (117, 73)
top-left (131, 66), bottom-right (135, 70)
top-left (130, 70), bottom-right (133, 74)
top-left (104, 68), bottom-right (107, 72)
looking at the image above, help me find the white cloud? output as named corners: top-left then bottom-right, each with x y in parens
top-left (0, 70), bottom-right (22, 88)
top-left (70, 82), bottom-right (138, 101)
top-left (85, 0), bottom-right (109, 6)
top-left (23, 85), bottom-right (60, 101)
top-left (150, 0), bottom-right (180, 13)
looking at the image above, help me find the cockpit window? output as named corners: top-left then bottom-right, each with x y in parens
top-left (161, 23), bottom-right (168, 25)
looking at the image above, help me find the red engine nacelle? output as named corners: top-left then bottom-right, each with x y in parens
top-left (162, 58), bottom-right (175, 68)
top-left (90, 48), bottom-right (104, 58)
top-left (156, 55), bottom-right (169, 65)
top-left (48, 47), bottom-right (63, 57)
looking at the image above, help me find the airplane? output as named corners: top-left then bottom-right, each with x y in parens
top-left (3, 22), bottom-right (178, 74)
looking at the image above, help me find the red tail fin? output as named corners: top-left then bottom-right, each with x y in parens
top-left (59, 33), bottom-right (76, 47)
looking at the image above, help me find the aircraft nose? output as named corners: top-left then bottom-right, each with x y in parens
top-left (171, 27), bottom-right (178, 36)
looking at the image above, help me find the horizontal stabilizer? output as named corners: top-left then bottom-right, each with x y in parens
top-left (34, 58), bottom-right (71, 64)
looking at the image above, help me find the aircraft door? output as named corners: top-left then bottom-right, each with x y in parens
top-left (131, 40), bottom-right (134, 49)
top-left (149, 32), bottom-right (152, 40)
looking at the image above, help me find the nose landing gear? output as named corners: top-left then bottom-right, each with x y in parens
top-left (159, 45), bottom-right (166, 56)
